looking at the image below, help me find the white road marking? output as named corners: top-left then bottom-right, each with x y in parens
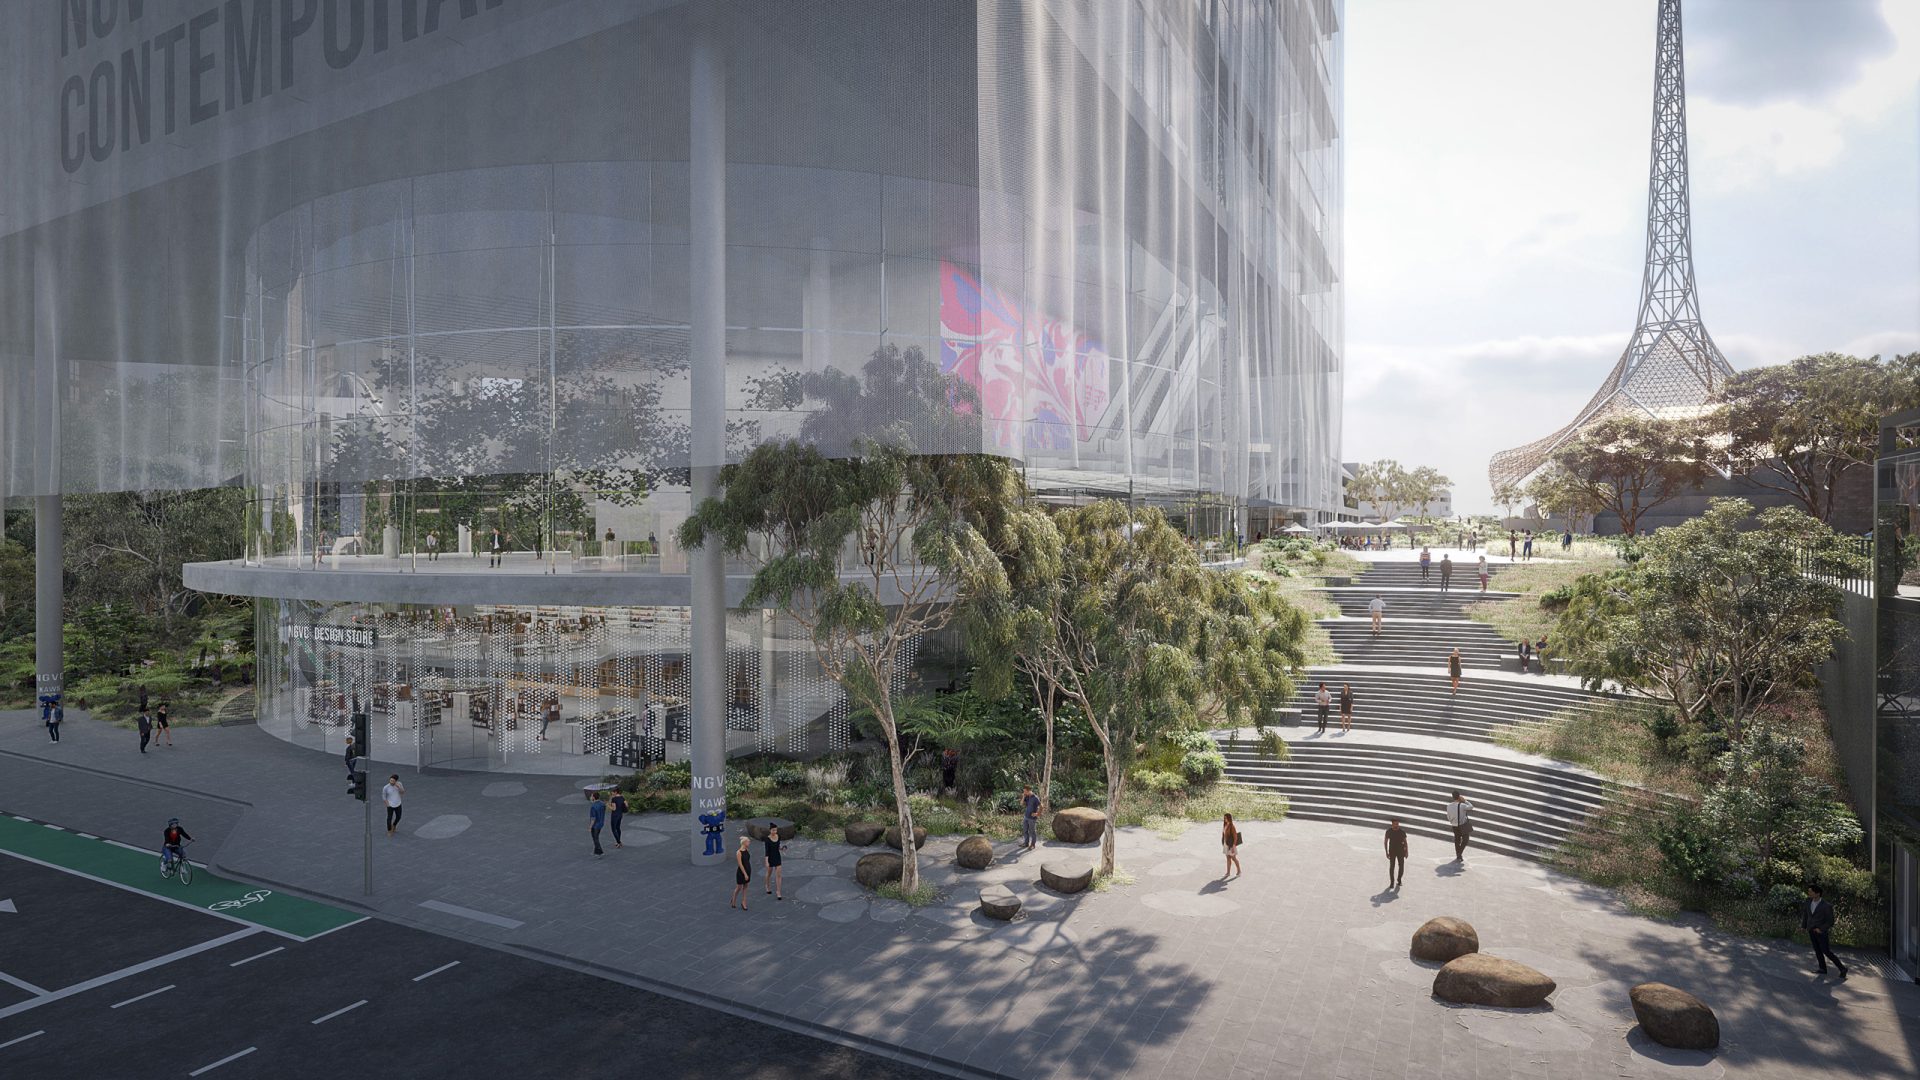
top-left (0, 927), bottom-right (258, 1022)
top-left (411, 960), bottom-right (461, 982)
top-left (0, 898), bottom-right (15, 913)
top-left (77, 833), bottom-right (97, 839)
top-left (0, 970), bottom-right (47, 996)
top-left (297, 916), bottom-right (368, 941)
top-left (108, 983), bottom-right (175, 1009)
top-left (188, 1047), bottom-right (257, 1076)
top-left (40, 824), bottom-right (61, 830)
top-left (227, 946), bottom-right (285, 968)
top-left (310, 999), bottom-right (367, 1025)
top-left (419, 899), bottom-right (525, 929)
top-left (0, 1030), bottom-right (45, 1049)
top-left (0, 849), bottom-right (300, 941)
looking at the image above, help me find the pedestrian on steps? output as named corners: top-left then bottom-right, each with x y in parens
top-left (1447, 648), bottom-right (1463, 695)
top-left (1316, 683), bottom-right (1331, 733)
top-left (1446, 791), bottom-right (1474, 862)
top-left (1419, 546), bottom-right (1432, 581)
top-left (1439, 554), bottom-right (1453, 593)
top-left (1339, 683), bottom-right (1354, 733)
top-left (1476, 555), bottom-right (1489, 594)
top-left (1369, 595), bottom-right (1385, 637)
top-left (1384, 818), bottom-right (1408, 889)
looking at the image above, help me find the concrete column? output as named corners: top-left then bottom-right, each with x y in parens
top-left (34, 246), bottom-right (62, 700)
top-left (35, 495), bottom-right (62, 699)
top-left (688, 26), bottom-right (729, 865)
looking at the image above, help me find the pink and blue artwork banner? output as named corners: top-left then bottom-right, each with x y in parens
top-left (938, 261), bottom-right (1112, 452)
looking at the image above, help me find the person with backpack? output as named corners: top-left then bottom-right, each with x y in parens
top-left (1221, 812), bottom-right (1242, 879)
top-left (1446, 791), bottom-right (1474, 862)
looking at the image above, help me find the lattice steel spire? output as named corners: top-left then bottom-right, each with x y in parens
top-left (1490, 0), bottom-right (1734, 490)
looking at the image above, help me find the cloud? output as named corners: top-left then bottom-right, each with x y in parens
top-left (1688, 0), bottom-right (1919, 189)
top-left (1687, 0), bottom-right (1896, 106)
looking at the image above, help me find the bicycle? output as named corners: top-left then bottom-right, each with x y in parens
top-left (160, 840), bottom-right (194, 885)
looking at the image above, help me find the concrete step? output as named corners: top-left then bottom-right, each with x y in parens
top-left (1319, 590), bottom-right (1513, 619)
top-left (1216, 736), bottom-right (1621, 864)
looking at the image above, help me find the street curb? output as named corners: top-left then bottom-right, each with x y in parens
top-left (0, 748), bottom-right (252, 807)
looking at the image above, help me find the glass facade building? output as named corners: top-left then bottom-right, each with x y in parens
top-left (2, 0), bottom-right (1343, 773)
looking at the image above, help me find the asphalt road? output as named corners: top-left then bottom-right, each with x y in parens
top-left (0, 857), bottom-right (939, 1080)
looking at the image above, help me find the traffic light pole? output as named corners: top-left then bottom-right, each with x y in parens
top-left (364, 764), bottom-right (373, 896)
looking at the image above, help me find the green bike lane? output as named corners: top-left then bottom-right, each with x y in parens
top-left (0, 812), bottom-right (362, 941)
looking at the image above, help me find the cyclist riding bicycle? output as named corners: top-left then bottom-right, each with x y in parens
top-left (161, 817), bottom-right (194, 871)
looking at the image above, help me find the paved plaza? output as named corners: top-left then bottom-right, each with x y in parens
top-left (1, 714), bottom-right (1915, 1079)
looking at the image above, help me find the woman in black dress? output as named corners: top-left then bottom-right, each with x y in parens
top-left (763, 824), bottom-right (785, 900)
top-left (729, 834), bottom-right (752, 910)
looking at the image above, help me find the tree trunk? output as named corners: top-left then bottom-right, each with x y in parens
top-left (1033, 672), bottom-right (1056, 819)
top-left (1101, 753), bottom-right (1123, 877)
top-left (883, 724), bottom-right (920, 894)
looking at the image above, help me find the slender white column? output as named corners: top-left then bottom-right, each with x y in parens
top-left (688, 26), bottom-right (729, 865)
top-left (34, 246), bottom-right (62, 700)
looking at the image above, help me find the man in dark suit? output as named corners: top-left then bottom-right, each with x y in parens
top-left (1801, 884), bottom-right (1847, 979)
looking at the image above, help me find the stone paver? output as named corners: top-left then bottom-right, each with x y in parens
top-left (1, 713), bottom-right (1916, 1079)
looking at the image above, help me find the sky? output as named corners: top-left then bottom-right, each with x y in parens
top-left (1340, 0), bottom-right (1920, 513)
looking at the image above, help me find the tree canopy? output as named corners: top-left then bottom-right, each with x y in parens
top-left (1548, 413), bottom-right (1711, 535)
top-left (1554, 499), bottom-right (1863, 735)
top-left (1710, 352), bottom-right (1920, 523)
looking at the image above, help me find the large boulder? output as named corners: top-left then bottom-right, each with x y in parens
top-left (1432, 954), bottom-right (1556, 1008)
top-left (843, 822), bottom-right (885, 847)
top-left (747, 818), bottom-right (796, 842)
top-left (884, 825), bottom-right (929, 851)
top-left (1411, 916), bottom-right (1480, 962)
top-left (1051, 807), bottom-right (1108, 845)
top-left (956, 835), bottom-right (994, 870)
top-left (854, 851), bottom-right (904, 889)
top-left (1040, 861), bottom-right (1094, 894)
top-left (978, 885), bottom-right (1021, 921)
top-left (1629, 983), bottom-right (1720, 1050)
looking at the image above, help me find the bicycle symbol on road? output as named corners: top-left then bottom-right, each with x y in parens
top-left (208, 889), bottom-right (272, 911)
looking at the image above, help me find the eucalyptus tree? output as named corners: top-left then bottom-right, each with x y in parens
top-left (679, 345), bottom-right (1015, 894)
top-left (1040, 502), bottom-right (1306, 875)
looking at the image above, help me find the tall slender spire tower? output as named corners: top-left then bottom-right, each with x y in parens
top-left (1490, 0), bottom-right (1734, 491)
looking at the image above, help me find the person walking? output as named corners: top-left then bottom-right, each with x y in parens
top-left (1315, 682), bottom-right (1332, 733)
top-left (940, 747), bottom-right (960, 792)
top-left (588, 791), bottom-right (607, 856)
top-left (1508, 530), bottom-right (1518, 559)
top-left (1447, 647), bottom-right (1464, 695)
top-left (730, 834), bottom-right (754, 909)
top-left (1446, 791), bottom-right (1474, 862)
top-left (1476, 555), bottom-right (1489, 594)
top-left (609, 790), bottom-right (628, 848)
top-left (382, 774), bottom-right (405, 837)
top-left (1384, 818), bottom-right (1409, 890)
top-left (1368, 594), bottom-right (1385, 638)
top-left (46, 700), bottom-right (62, 743)
top-left (1522, 530), bottom-right (1534, 560)
top-left (1339, 682), bottom-right (1354, 733)
top-left (1221, 812), bottom-right (1242, 879)
top-left (1021, 785), bottom-right (1042, 850)
top-left (1439, 554), bottom-right (1453, 593)
top-left (540, 697), bottom-right (560, 742)
top-left (1801, 885), bottom-right (1848, 978)
top-left (1419, 546), bottom-right (1432, 582)
top-left (763, 823), bottom-right (786, 900)
top-left (1561, 528), bottom-right (1572, 552)
top-left (137, 710), bottom-right (153, 754)
top-left (154, 702), bottom-right (172, 747)
top-left (1518, 638), bottom-right (1532, 674)
top-left (488, 527), bottom-right (505, 569)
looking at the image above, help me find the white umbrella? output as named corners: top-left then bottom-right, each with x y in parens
top-left (1282, 524), bottom-right (1314, 535)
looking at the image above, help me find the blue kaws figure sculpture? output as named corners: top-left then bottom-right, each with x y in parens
top-left (699, 810), bottom-right (727, 856)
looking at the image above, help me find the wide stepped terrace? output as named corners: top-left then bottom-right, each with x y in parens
top-left (1219, 549), bottom-right (1636, 863)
